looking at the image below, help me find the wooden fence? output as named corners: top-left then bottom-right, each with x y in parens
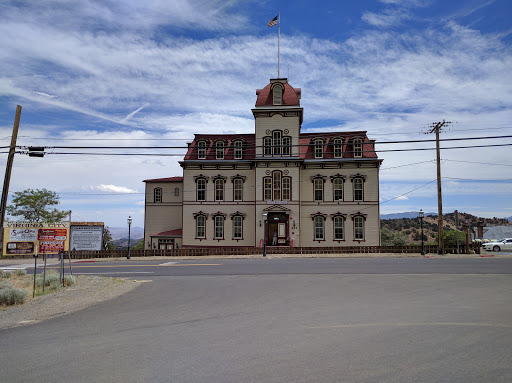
top-left (59, 244), bottom-right (479, 259)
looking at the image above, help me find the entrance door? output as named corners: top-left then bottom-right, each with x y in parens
top-left (267, 212), bottom-right (289, 246)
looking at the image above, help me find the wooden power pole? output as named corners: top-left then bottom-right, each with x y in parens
top-left (429, 120), bottom-right (450, 255)
top-left (0, 105), bottom-right (22, 246)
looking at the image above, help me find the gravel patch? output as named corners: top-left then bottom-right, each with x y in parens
top-left (0, 276), bottom-right (141, 330)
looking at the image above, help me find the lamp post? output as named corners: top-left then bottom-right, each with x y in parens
top-left (263, 212), bottom-right (268, 257)
top-left (127, 216), bottom-right (132, 259)
top-left (419, 209), bottom-right (425, 256)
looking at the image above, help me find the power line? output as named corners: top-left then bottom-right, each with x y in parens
top-left (16, 141), bottom-right (512, 157)
top-left (444, 159), bottom-right (512, 167)
top-left (15, 134), bottom-right (512, 150)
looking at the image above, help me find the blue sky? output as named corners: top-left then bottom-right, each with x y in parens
top-left (1, 0), bottom-right (511, 228)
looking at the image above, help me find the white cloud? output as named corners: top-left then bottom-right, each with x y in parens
top-left (88, 185), bottom-right (138, 194)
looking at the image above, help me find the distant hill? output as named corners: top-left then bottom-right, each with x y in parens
top-left (107, 226), bottom-right (144, 240)
top-left (381, 212), bottom-right (436, 219)
top-left (381, 212), bottom-right (511, 243)
top-left (114, 237), bottom-right (143, 249)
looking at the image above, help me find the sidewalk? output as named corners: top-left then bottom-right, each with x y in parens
top-left (1, 251), bottom-right (504, 268)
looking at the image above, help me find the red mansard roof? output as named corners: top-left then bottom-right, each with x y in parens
top-left (255, 82), bottom-right (301, 107)
top-left (183, 132), bottom-right (377, 160)
top-left (143, 176), bottom-right (183, 183)
top-left (150, 229), bottom-right (182, 237)
top-left (299, 132), bottom-right (378, 159)
top-left (183, 134), bottom-right (255, 161)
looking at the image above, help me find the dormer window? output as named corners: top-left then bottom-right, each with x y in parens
top-left (314, 139), bottom-right (324, 158)
top-left (216, 141), bottom-right (225, 159)
top-left (353, 138), bottom-right (363, 157)
top-left (198, 141), bottom-right (207, 159)
top-left (334, 139), bottom-right (343, 158)
top-left (234, 140), bottom-right (243, 159)
top-left (273, 85), bottom-right (283, 105)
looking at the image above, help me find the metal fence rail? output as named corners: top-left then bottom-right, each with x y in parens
top-left (60, 244), bottom-right (479, 259)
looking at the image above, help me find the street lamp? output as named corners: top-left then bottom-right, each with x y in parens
top-left (419, 209), bottom-right (425, 256)
top-left (263, 212), bottom-right (268, 257)
top-left (127, 216), bottom-right (132, 259)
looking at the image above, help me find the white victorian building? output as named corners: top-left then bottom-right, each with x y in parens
top-left (143, 78), bottom-right (382, 250)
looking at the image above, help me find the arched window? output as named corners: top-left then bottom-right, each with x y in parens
top-left (213, 215), bottom-right (224, 239)
top-left (263, 177), bottom-right (272, 200)
top-left (334, 139), bottom-right (343, 158)
top-left (273, 171), bottom-right (281, 200)
top-left (273, 130), bottom-right (282, 156)
top-left (263, 137), bottom-right (272, 156)
top-left (282, 136), bottom-right (291, 156)
top-left (216, 141), bottom-right (225, 159)
top-left (230, 213), bottom-right (245, 240)
top-left (196, 178), bottom-right (207, 201)
top-left (333, 178), bottom-right (344, 201)
top-left (154, 187), bottom-right (162, 203)
top-left (215, 178), bottom-right (224, 201)
top-left (233, 141), bottom-right (243, 159)
top-left (282, 177), bottom-right (291, 200)
top-left (314, 216), bottom-right (325, 241)
top-left (233, 178), bottom-right (243, 201)
top-left (314, 178), bottom-right (324, 201)
top-left (353, 138), bottom-right (363, 157)
top-left (198, 141), bottom-right (207, 159)
top-left (354, 216), bottom-right (365, 240)
top-left (273, 85), bottom-right (283, 105)
top-left (333, 215), bottom-right (345, 240)
top-left (314, 139), bottom-right (324, 158)
top-left (353, 178), bottom-right (364, 201)
top-left (196, 215), bottom-right (206, 239)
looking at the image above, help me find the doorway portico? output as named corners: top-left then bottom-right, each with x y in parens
top-left (263, 205), bottom-right (290, 246)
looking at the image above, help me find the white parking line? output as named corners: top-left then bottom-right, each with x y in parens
top-left (73, 272), bottom-right (155, 275)
top-left (159, 262), bottom-right (178, 266)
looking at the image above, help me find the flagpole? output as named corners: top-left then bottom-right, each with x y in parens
top-left (278, 12), bottom-right (280, 78)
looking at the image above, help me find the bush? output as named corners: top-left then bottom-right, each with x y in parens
top-left (15, 269), bottom-right (27, 276)
top-left (2, 271), bottom-right (12, 279)
top-left (35, 271), bottom-right (60, 287)
top-left (0, 287), bottom-right (28, 305)
top-left (64, 275), bottom-right (75, 286)
top-left (0, 280), bottom-right (14, 290)
top-left (49, 281), bottom-right (60, 291)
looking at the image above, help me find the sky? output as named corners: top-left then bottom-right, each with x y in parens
top-left (0, 0), bottom-right (511, 229)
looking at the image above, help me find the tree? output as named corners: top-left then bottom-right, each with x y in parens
top-left (131, 239), bottom-right (144, 250)
top-left (7, 188), bottom-right (69, 223)
top-left (103, 226), bottom-right (115, 250)
top-left (381, 227), bottom-right (410, 246)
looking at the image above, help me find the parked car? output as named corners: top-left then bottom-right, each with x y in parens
top-left (482, 238), bottom-right (512, 252)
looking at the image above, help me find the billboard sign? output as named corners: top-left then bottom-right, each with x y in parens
top-left (70, 226), bottom-right (103, 251)
top-left (2, 222), bottom-right (70, 256)
top-left (5, 241), bottom-right (35, 255)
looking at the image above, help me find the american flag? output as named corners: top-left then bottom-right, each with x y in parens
top-left (267, 15), bottom-right (278, 27)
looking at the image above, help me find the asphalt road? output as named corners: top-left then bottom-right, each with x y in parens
top-left (2, 258), bottom-right (512, 383)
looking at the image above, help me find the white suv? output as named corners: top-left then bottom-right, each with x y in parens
top-left (482, 238), bottom-right (512, 252)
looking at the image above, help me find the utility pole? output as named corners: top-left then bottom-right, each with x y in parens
top-left (0, 105), bottom-right (22, 247)
top-left (429, 120), bottom-right (450, 255)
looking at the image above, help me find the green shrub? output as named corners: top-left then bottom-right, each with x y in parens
top-left (49, 281), bottom-right (60, 291)
top-left (64, 275), bottom-right (75, 286)
top-left (15, 269), bottom-right (27, 276)
top-left (0, 287), bottom-right (27, 305)
top-left (35, 271), bottom-right (60, 287)
top-left (3, 271), bottom-right (12, 279)
top-left (0, 280), bottom-right (14, 290)
top-left (0, 270), bottom-right (3, 278)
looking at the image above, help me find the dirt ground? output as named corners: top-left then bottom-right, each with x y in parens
top-left (0, 274), bottom-right (141, 330)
